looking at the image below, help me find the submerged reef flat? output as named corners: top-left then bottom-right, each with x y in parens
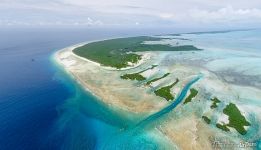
top-left (55, 32), bottom-right (261, 149)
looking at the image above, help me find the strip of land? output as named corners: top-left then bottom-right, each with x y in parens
top-left (202, 116), bottom-right (211, 124)
top-left (154, 78), bottom-right (179, 101)
top-left (183, 88), bottom-right (198, 104)
top-left (146, 73), bottom-right (170, 85)
top-left (210, 97), bottom-right (221, 109)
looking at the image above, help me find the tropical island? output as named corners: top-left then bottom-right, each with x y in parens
top-left (73, 36), bottom-right (200, 69)
top-left (55, 32), bottom-right (260, 149)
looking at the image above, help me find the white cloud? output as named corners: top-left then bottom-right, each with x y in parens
top-left (1, 0), bottom-right (261, 28)
top-left (189, 6), bottom-right (261, 23)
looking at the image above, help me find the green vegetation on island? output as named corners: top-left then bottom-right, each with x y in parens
top-left (210, 97), bottom-right (221, 109)
top-left (223, 103), bottom-right (251, 135)
top-left (164, 34), bottom-right (181, 36)
top-left (183, 88), bottom-right (198, 104)
top-left (73, 36), bottom-right (200, 69)
top-left (188, 30), bottom-right (233, 35)
top-left (216, 123), bottom-right (230, 132)
top-left (120, 73), bottom-right (146, 81)
top-left (154, 78), bottom-right (179, 101)
top-left (203, 101), bottom-right (250, 135)
top-left (120, 65), bottom-right (158, 81)
top-left (202, 116), bottom-right (211, 124)
top-left (146, 73), bottom-right (170, 85)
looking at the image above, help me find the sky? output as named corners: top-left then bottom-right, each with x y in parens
top-left (1, 0), bottom-right (261, 29)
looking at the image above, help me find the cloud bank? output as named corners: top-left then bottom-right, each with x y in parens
top-left (1, 0), bottom-right (261, 28)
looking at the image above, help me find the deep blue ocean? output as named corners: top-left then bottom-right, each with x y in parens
top-left (0, 27), bottom-right (188, 150)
